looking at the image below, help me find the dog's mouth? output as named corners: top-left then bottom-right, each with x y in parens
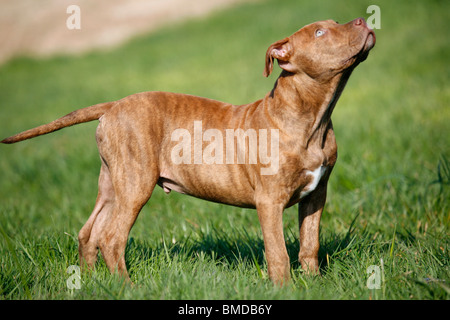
top-left (342, 29), bottom-right (376, 67)
top-left (356, 30), bottom-right (376, 63)
top-left (363, 30), bottom-right (376, 52)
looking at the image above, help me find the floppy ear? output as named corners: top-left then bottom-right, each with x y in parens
top-left (263, 37), bottom-right (293, 77)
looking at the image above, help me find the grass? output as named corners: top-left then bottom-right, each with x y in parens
top-left (0, 0), bottom-right (449, 300)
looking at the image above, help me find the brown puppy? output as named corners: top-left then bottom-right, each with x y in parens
top-left (2, 18), bottom-right (375, 285)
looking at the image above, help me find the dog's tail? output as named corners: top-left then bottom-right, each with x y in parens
top-left (1, 102), bottom-right (114, 144)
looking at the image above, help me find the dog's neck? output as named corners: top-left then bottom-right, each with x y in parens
top-left (264, 69), bottom-right (353, 148)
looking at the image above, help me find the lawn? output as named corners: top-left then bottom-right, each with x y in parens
top-left (0, 0), bottom-right (448, 300)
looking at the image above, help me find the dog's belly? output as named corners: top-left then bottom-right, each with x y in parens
top-left (158, 165), bottom-right (257, 208)
top-left (157, 177), bottom-right (189, 195)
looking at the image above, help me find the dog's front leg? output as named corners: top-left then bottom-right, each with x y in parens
top-left (298, 180), bottom-right (328, 275)
top-left (256, 201), bottom-right (290, 285)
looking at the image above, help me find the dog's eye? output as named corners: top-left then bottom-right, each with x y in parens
top-left (315, 29), bottom-right (325, 37)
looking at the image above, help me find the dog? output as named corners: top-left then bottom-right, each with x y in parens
top-left (2, 18), bottom-right (375, 285)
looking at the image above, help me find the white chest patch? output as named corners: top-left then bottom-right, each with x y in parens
top-left (300, 166), bottom-right (327, 199)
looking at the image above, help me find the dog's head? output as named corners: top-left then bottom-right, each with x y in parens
top-left (264, 18), bottom-right (376, 79)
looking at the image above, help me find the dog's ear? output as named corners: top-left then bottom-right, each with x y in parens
top-left (263, 37), bottom-right (293, 77)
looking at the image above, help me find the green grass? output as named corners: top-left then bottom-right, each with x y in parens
top-left (0, 0), bottom-right (449, 300)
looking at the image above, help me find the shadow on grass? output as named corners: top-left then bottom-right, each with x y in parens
top-left (125, 224), bottom-right (359, 277)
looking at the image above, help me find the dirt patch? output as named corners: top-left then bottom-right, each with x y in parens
top-left (0, 0), bottom-right (257, 65)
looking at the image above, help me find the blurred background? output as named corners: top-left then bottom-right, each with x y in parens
top-left (0, 0), bottom-right (253, 65)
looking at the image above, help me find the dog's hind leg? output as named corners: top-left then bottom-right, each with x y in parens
top-left (85, 106), bottom-right (160, 280)
top-left (78, 160), bottom-right (114, 271)
top-left (97, 164), bottom-right (158, 280)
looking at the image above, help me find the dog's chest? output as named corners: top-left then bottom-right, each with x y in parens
top-left (286, 164), bottom-right (328, 207)
top-left (300, 165), bottom-right (327, 198)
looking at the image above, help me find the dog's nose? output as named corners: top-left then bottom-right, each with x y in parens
top-left (353, 18), bottom-right (366, 27)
